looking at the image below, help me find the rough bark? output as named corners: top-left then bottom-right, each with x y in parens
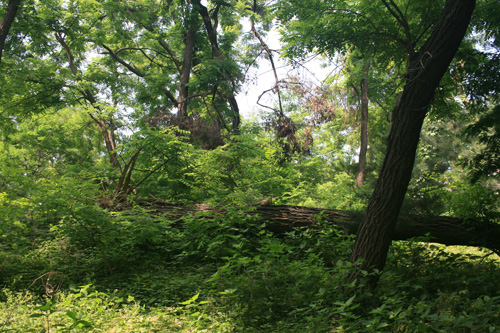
top-left (350, 0), bottom-right (476, 285)
top-left (0, 0), bottom-right (21, 62)
top-left (129, 199), bottom-right (500, 254)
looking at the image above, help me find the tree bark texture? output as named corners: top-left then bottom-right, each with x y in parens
top-left (130, 199), bottom-right (500, 254)
top-left (0, 0), bottom-right (21, 62)
top-left (350, 0), bottom-right (476, 282)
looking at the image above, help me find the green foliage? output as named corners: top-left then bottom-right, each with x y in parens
top-left (2, 200), bottom-right (500, 332)
top-left (376, 240), bottom-right (500, 332)
top-left (301, 172), bottom-right (367, 210)
top-left (1, 284), bottom-right (233, 332)
top-left (464, 104), bottom-right (500, 183)
top-left (2, 0), bottom-right (500, 331)
top-left (119, 126), bottom-right (196, 201)
top-left (441, 181), bottom-right (499, 219)
top-left (204, 224), bottom-right (362, 330)
top-left (405, 115), bottom-right (500, 217)
top-left (275, 0), bottom-right (444, 65)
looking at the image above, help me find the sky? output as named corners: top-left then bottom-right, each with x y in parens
top-left (235, 26), bottom-right (338, 119)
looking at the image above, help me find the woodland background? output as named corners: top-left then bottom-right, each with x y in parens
top-left (1, 0), bottom-right (500, 331)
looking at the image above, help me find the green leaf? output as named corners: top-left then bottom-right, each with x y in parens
top-left (179, 292), bottom-right (200, 305)
top-left (66, 310), bottom-right (78, 320)
top-left (29, 313), bottom-right (45, 318)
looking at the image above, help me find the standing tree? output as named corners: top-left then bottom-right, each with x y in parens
top-left (351, 0), bottom-right (475, 286)
top-left (277, 0), bottom-right (480, 287)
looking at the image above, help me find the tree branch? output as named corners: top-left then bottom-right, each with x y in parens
top-left (251, 20), bottom-right (284, 118)
top-left (55, 34), bottom-right (122, 170)
top-left (54, 33), bottom-right (78, 76)
top-left (102, 44), bottom-right (146, 77)
top-left (381, 0), bottom-right (414, 53)
top-left (158, 40), bottom-right (181, 70)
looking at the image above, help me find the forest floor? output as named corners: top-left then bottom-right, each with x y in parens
top-left (2, 203), bottom-right (500, 332)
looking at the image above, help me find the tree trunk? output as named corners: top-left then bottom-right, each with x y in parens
top-left (129, 199), bottom-right (500, 254)
top-left (55, 32), bottom-right (122, 170)
top-left (95, 116), bottom-right (121, 170)
top-left (178, 18), bottom-right (197, 120)
top-left (356, 61), bottom-right (370, 187)
top-left (192, 0), bottom-right (241, 133)
top-left (350, 0), bottom-right (476, 287)
top-left (0, 0), bottom-right (21, 62)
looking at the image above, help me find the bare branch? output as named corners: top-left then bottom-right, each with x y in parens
top-left (251, 20), bottom-right (284, 117)
top-left (257, 87), bottom-right (280, 113)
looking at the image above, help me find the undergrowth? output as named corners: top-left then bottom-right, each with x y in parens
top-left (1, 206), bottom-right (500, 332)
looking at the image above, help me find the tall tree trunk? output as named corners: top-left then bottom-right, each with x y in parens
top-left (228, 95), bottom-right (241, 133)
top-left (350, 0), bottom-right (476, 287)
top-left (356, 61), bottom-right (370, 187)
top-left (178, 19), bottom-right (197, 120)
top-left (0, 0), bottom-right (21, 62)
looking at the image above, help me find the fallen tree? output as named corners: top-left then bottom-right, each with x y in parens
top-left (131, 198), bottom-right (500, 254)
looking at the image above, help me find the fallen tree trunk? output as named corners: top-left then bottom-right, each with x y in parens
top-left (132, 199), bottom-right (500, 254)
